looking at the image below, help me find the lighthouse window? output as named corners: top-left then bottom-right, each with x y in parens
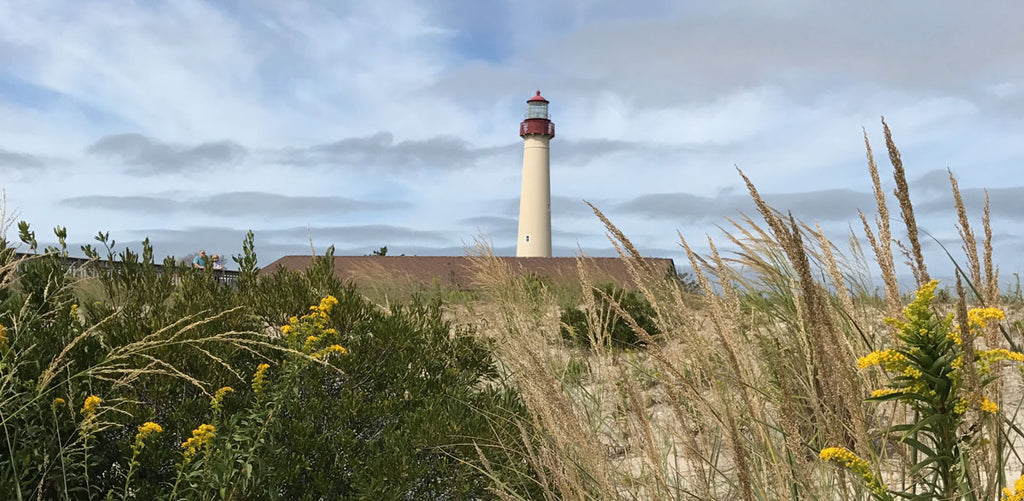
top-left (527, 102), bottom-right (548, 119)
top-left (525, 235), bottom-right (531, 243)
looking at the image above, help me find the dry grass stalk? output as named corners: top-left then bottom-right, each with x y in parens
top-left (618, 365), bottom-right (672, 497)
top-left (862, 128), bottom-right (902, 317)
top-left (815, 222), bottom-right (854, 314)
top-left (468, 240), bottom-right (614, 498)
top-left (720, 216), bottom-right (794, 293)
top-left (586, 201), bottom-right (683, 333)
top-left (948, 170), bottom-right (982, 291)
top-left (720, 211), bottom-right (849, 487)
top-left (577, 210), bottom-right (747, 497)
top-left (704, 201), bottom-right (839, 495)
top-left (707, 237), bottom-right (740, 316)
top-left (740, 169), bottom-right (870, 457)
top-left (585, 201), bottom-right (647, 268)
top-left (675, 235), bottom-right (764, 498)
top-left (882, 117), bottom-right (930, 286)
top-left (843, 229), bottom-right (875, 300)
top-left (953, 274), bottom-right (995, 493)
top-left (572, 252), bottom-right (611, 352)
top-left (982, 191), bottom-right (998, 305)
top-left (0, 189), bottom-right (20, 242)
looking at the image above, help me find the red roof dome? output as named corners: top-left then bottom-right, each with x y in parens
top-left (527, 90), bottom-right (548, 103)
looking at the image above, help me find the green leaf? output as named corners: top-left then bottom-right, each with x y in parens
top-left (909, 454), bottom-right (953, 477)
top-left (899, 436), bottom-right (936, 458)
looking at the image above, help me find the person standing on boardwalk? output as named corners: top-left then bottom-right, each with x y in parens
top-left (192, 250), bottom-right (208, 269)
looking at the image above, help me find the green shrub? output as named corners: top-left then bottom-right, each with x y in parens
top-left (560, 283), bottom-right (660, 349)
top-left (0, 224), bottom-right (537, 499)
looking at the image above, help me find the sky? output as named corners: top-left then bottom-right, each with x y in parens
top-left (2, 1), bottom-right (1024, 285)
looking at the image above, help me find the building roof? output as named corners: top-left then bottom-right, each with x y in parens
top-left (262, 255), bottom-right (676, 290)
top-left (527, 90), bottom-right (548, 103)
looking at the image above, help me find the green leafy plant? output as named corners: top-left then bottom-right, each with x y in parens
top-left (560, 283), bottom-right (660, 349)
top-left (0, 223), bottom-right (542, 499)
top-left (821, 279), bottom-right (1015, 500)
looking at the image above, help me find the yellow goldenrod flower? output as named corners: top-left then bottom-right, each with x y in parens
top-left (946, 328), bottom-right (962, 345)
top-left (976, 349), bottom-right (1024, 376)
top-left (211, 387), bottom-right (234, 412)
top-left (819, 447), bottom-right (888, 495)
top-left (979, 348), bottom-right (1024, 363)
top-left (136, 421), bottom-right (163, 440)
top-left (52, 397), bottom-right (66, 409)
top-left (883, 316), bottom-right (907, 330)
top-left (904, 279), bottom-right (940, 319)
top-left (70, 304), bottom-right (79, 318)
top-left (903, 366), bottom-right (923, 379)
top-left (312, 344), bottom-right (349, 359)
top-left (319, 295), bottom-right (338, 315)
top-left (304, 335), bottom-right (320, 351)
top-left (0, 324), bottom-right (8, 350)
top-left (129, 421), bottom-right (163, 459)
top-left (954, 398), bottom-right (969, 415)
top-left (81, 395), bottom-right (101, 416)
top-left (981, 397), bottom-right (999, 414)
top-left (252, 363), bottom-right (270, 397)
top-left (182, 423), bottom-right (216, 460)
top-left (870, 388), bottom-right (900, 398)
top-left (968, 307), bottom-right (1005, 330)
top-left (857, 349), bottom-right (907, 370)
top-left (1003, 474), bottom-right (1024, 501)
top-left (281, 324), bottom-right (292, 334)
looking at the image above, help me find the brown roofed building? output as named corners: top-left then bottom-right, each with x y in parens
top-left (262, 255), bottom-right (677, 290)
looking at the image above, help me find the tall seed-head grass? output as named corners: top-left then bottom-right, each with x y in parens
top-left (983, 191), bottom-right (998, 305)
top-left (468, 239), bottom-right (615, 499)
top-left (862, 127), bottom-right (902, 317)
top-left (949, 170), bottom-right (983, 292)
top-left (883, 117), bottom-right (930, 286)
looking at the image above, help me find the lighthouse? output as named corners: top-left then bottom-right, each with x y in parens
top-left (516, 91), bottom-right (555, 257)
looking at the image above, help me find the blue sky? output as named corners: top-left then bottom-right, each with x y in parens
top-left (2, 0), bottom-right (1024, 283)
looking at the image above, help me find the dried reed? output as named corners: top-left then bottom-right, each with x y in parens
top-left (861, 127), bottom-right (902, 317)
top-left (883, 118), bottom-right (930, 286)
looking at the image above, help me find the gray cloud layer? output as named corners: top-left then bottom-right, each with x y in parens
top-left (275, 131), bottom-right (516, 169)
top-left (458, 214), bottom-right (595, 241)
top-left (61, 192), bottom-right (406, 216)
top-left (273, 134), bottom-right (667, 170)
top-left (436, 2), bottom-right (1024, 109)
top-left (270, 224), bottom-right (448, 244)
top-left (77, 131), bottom-right (689, 176)
top-left (0, 148), bottom-right (45, 171)
top-left (918, 186), bottom-right (1024, 219)
top-left (617, 188), bottom-right (877, 223)
top-left (498, 195), bottom-right (600, 219)
top-left (87, 133), bottom-right (247, 175)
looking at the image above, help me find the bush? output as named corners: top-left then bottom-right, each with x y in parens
top-left (560, 283), bottom-right (660, 349)
top-left (0, 224), bottom-right (537, 499)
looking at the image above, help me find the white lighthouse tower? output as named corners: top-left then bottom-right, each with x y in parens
top-left (516, 91), bottom-right (555, 257)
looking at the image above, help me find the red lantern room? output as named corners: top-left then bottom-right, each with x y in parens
top-left (520, 90), bottom-right (555, 139)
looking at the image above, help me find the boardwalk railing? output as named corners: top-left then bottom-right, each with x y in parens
top-left (13, 252), bottom-right (241, 286)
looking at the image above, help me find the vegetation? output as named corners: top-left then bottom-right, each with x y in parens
top-left (463, 119), bottom-right (1024, 500)
top-left (559, 283), bottom-right (660, 349)
top-left (0, 231), bottom-right (535, 499)
top-left (4, 119), bottom-right (1024, 500)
